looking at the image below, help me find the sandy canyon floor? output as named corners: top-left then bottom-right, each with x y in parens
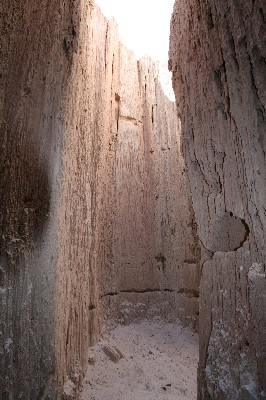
top-left (79, 319), bottom-right (198, 400)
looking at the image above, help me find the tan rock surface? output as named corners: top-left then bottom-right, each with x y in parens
top-left (170, 1), bottom-right (266, 398)
top-left (100, 51), bottom-right (201, 331)
top-left (1, 2), bottom-right (200, 399)
top-left (0, 1), bottom-right (81, 398)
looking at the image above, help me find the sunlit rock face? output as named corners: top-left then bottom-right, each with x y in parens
top-left (98, 45), bottom-right (201, 334)
top-left (1, 1), bottom-right (200, 398)
top-left (170, 1), bottom-right (266, 399)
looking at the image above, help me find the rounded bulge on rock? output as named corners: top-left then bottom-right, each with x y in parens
top-left (207, 212), bottom-right (249, 253)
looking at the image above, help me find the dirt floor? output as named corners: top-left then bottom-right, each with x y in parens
top-left (78, 319), bottom-right (198, 400)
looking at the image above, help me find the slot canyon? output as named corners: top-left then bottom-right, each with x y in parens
top-left (0, 0), bottom-right (265, 399)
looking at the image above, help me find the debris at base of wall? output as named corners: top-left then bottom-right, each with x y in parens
top-left (102, 344), bottom-right (124, 363)
top-left (63, 378), bottom-right (75, 399)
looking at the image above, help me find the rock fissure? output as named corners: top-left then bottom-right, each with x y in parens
top-left (101, 288), bottom-right (175, 298)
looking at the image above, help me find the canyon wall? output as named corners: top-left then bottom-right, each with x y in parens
top-left (1, 1), bottom-right (199, 399)
top-left (0, 1), bottom-right (82, 398)
top-left (99, 47), bottom-right (201, 330)
top-left (170, 1), bottom-right (266, 399)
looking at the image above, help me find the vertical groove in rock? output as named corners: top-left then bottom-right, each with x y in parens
top-left (170, 1), bottom-right (266, 399)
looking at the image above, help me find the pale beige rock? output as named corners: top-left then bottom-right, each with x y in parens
top-left (100, 50), bottom-right (201, 331)
top-left (102, 344), bottom-right (124, 363)
top-left (170, 1), bottom-right (266, 399)
top-left (1, 2), bottom-right (200, 399)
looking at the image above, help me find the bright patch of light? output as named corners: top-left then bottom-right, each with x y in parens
top-left (95, 0), bottom-right (175, 101)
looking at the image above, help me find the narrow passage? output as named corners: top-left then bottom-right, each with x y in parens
top-left (79, 320), bottom-right (198, 400)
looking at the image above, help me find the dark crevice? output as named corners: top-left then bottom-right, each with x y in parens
top-left (102, 292), bottom-right (118, 297)
top-left (101, 288), bottom-right (175, 298)
top-left (235, 217), bottom-right (250, 250)
top-left (155, 253), bottom-right (166, 263)
top-left (257, 108), bottom-right (266, 159)
top-left (155, 254), bottom-right (166, 271)
top-left (248, 53), bottom-right (266, 116)
top-left (71, 27), bottom-right (76, 37)
top-left (190, 127), bottom-right (210, 188)
top-left (178, 288), bottom-right (199, 298)
top-left (118, 288), bottom-right (173, 294)
top-left (63, 37), bottom-right (70, 54)
top-left (115, 93), bottom-right (120, 133)
top-left (214, 68), bottom-right (223, 96)
top-left (0, 268), bottom-right (4, 287)
top-left (183, 259), bottom-right (198, 265)
top-left (207, 8), bottom-right (214, 30)
top-left (228, 32), bottom-right (239, 70)
top-left (104, 23), bottom-right (109, 70)
top-left (259, 7), bottom-right (266, 24)
top-left (101, 287), bottom-right (200, 299)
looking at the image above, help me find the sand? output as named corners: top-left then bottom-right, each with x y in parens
top-left (79, 319), bottom-right (198, 400)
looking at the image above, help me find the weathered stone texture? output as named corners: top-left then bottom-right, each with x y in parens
top-left (0, 1), bottom-right (81, 398)
top-left (99, 51), bottom-right (201, 329)
top-left (1, 2), bottom-right (200, 399)
top-left (170, 1), bottom-right (266, 399)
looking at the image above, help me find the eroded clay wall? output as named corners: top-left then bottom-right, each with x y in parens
top-left (170, 1), bottom-right (266, 399)
top-left (1, 1), bottom-right (201, 399)
top-left (55, 5), bottom-right (116, 395)
top-left (100, 51), bottom-right (201, 328)
top-left (0, 1), bottom-right (82, 398)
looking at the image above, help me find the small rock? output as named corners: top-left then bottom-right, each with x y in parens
top-left (102, 345), bottom-right (124, 363)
